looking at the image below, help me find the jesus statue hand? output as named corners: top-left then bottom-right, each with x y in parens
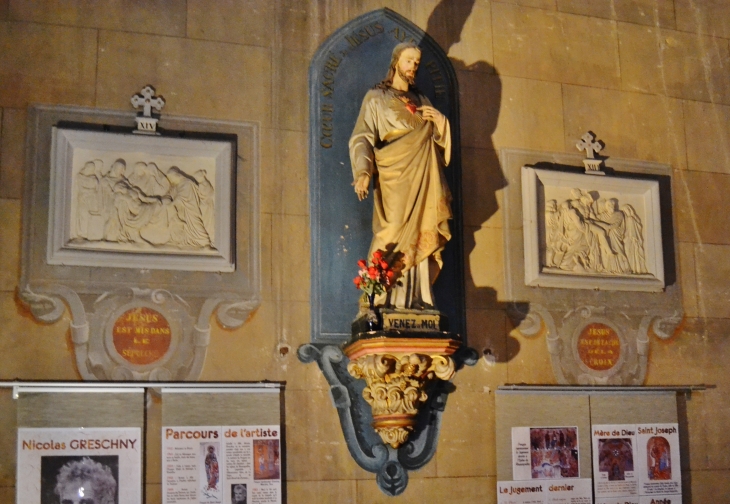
top-left (353, 173), bottom-right (371, 201)
top-left (417, 105), bottom-right (446, 137)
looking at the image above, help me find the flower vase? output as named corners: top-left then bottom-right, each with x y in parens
top-left (366, 293), bottom-right (378, 331)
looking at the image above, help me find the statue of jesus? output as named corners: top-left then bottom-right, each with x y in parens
top-left (349, 42), bottom-right (452, 310)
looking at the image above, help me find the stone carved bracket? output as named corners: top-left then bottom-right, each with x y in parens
top-left (347, 352), bottom-right (456, 448)
top-left (298, 342), bottom-right (476, 496)
top-left (509, 303), bottom-right (681, 386)
top-left (19, 285), bottom-right (253, 382)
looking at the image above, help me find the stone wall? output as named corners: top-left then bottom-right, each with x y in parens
top-left (0, 0), bottom-right (728, 502)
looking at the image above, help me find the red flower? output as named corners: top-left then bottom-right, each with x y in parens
top-left (379, 259), bottom-right (388, 270)
top-left (357, 259), bottom-right (367, 269)
top-left (353, 276), bottom-right (362, 287)
top-left (368, 267), bottom-right (378, 279)
top-left (373, 250), bottom-right (383, 261)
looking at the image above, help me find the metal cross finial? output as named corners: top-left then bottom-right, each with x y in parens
top-left (576, 131), bottom-right (603, 159)
top-left (131, 85), bottom-right (165, 118)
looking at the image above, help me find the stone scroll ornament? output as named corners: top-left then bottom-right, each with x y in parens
top-left (299, 9), bottom-right (476, 497)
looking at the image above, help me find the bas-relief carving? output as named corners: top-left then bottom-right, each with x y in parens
top-left (544, 189), bottom-right (648, 277)
top-left (72, 158), bottom-right (216, 251)
top-left (48, 127), bottom-right (234, 272)
top-left (522, 166), bottom-right (664, 292)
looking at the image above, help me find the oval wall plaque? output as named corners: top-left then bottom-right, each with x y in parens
top-left (577, 322), bottom-right (621, 371)
top-left (112, 307), bottom-right (172, 365)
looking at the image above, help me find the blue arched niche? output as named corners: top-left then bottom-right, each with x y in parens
top-left (309, 8), bottom-right (465, 344)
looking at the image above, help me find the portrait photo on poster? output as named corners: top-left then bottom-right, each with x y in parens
top-left (231, 483), bottom-right (247, 504)
top-left (40, 455), bottom-right (119, 504)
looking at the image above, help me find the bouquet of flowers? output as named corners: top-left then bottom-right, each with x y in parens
top-left (353, 250), bottom-right (395, 306)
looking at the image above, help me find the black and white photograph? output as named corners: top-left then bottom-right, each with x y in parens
top-left (231, 483), bottom-right (247, 504)
top-left (41, 455), bottom-right (119, 504)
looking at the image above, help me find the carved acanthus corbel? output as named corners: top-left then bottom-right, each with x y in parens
top-left (347, 352), bottom-right (455, 448)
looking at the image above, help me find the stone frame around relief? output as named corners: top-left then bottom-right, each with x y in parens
top-left (47, 127), bottom-right (235, 272)
top-left (522, 167), bottom-right (665, 292)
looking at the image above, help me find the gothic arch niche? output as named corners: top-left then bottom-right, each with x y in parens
top-left (300, 8), bottom-right (476, 497)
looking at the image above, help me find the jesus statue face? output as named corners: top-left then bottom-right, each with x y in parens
top-left (396, 47), bottom-right (421, 86)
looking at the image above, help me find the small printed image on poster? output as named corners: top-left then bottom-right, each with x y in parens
top-left (163, 425), bottom-right (281, 504)
top-left (597, 438), bottom-right (634, 481)
top-left (17, 427), bottom-right (142, 504)
top-left (201, 442), bottom-right (222, 500)
top-left (636, 424), bottom-right (681, 497)
top-left (41, 455), bottom-right (119, 504)
top-left (231, 483), bottom-right (248, 504)
top-left (592, 425), bottom-right (638, 498)
top-left (512, 427), bottom-right (580, 481)
top-left (253, 440), bottom-right (280, 481)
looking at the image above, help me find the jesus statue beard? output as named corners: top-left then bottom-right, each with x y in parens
top-left (397, 66), bottom-right (416, 86)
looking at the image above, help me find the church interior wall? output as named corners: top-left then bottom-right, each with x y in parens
top-left (0, 0), bottom-right (729, 501)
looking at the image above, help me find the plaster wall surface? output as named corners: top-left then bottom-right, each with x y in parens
top-left (0, 0), bottom-right (729, 502)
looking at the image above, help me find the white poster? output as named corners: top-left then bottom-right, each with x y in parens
top-left (511, 426), bottom-right (581, 480)
top-left (593, 424), bottom-right (681, 502)
top-left (592, 424), bottom-right (639, 499)
top-left (497, 479), bottom-right (593, 504)
top-left (636, 424), bottom-right (682, 497)
top-left (16, 427), bottom-right (142, 504)
top-left (163, 425), bottom-right (281, 504)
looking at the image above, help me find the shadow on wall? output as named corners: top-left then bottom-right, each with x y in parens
top-left (426, 0), bottom-right (525, 363)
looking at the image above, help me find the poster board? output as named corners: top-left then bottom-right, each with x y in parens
top-left (15, 388), bottom-right (146, 504)
top-left (590, 394), bottom-right (681, 504)
top-left (161, 387), bottom-right (282, 504)
top-left (496, 393), bottom-right (593, 503)
top-left (496, 390), bottom-right (683, 504)
top-left (17, 427), bottom-right (142, 503)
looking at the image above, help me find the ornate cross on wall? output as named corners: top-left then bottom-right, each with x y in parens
top-left (131, 85), bottom-right (165, 135)
top-left (131, 85), bottom-right (165, 117)
top-left (576, 131), bottom-right (605, 175)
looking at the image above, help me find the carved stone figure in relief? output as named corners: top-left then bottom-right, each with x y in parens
top-left (194, 169), bottom-right (216, 242)
top-left (166, 166), bottom-right (212, 248)
top-left (75, 160), bottom-right (104, 241)
top-left (544, 189), bottom-right (648, 276)
top-left (72, 158), bottom-right (216, 251)
top-left (349, 42), bottom-right (452, 310)
top-left (127, 161), bottom-right (170, 197)
top-left (622, 204), bottom-right (648, 274)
